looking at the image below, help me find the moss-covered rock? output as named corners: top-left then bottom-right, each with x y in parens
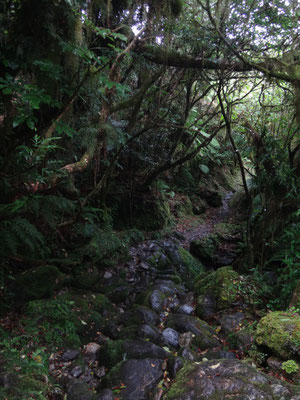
top-left (0, 373), bottom-right (49, 400)
top-left (256, 311), bottom-right (300, 359)
top-left (171, 194), bottom-right (194, 216)
top-left (146, 251), bottom-right (173, 270)
top-left (24, 298), bottom-right (81, 349)
top-left (101, 358), bottom-right (163, 399)
top-left (101, 339), bottom-right (168, 368)
top-left (14, 265), bottom-right (62, 301)
top-left (191, 197), bottom-right (207, 215)
top-left (178, 247), bottom-right (205, 280)
top-left (123, 192), bottom-right (171, 231)
top-left (78, 228), bottom-right (129, 267)
top-left (71, 264), bottom-right (100, 290)
top-left (194, 266), bottom-right (240, 312)
top-left (166, 359), bottom-right (300, 399)
top-left (190, 236), bottom-right (217, 266)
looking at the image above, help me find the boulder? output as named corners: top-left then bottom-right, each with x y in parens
top-left (101, 339), bottom-right (168, 368)
top-left (190, 237), bottom-right (217, 266)
top-left (166, 359), bottom-right (300, 399)
top-left (71, 264), bottom-right (100, 290)
top-left (166, 314), bottom-right (219, 349)
top-left (162, 328), bottom-right (180, 348)
top-left (101, 358), bottom-right (163, 399)
top-left (194, 266), bottom-right (240, 312)
top-left (14, 265), bottom-right (62, 300)
top-left (256, 311), bottom-right (300, 359)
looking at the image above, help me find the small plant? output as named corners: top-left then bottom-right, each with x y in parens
top-left (282, 360), bottom-right (299, 375)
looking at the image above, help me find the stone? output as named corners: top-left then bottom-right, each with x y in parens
top-left (104, 271), bottom-right (113, 279)
top-left (136, 324), bottom-right (162, 344)
top-left (190, 237), bottom-right (216, 266)
top-left (14, 265), bottom-right (61, 300)
top-left (194, 266), bottom-right (240, 311)
top-left (101, 339), bottom-right (168, 368)
top-left (196, 293), bottom-right (216, 319)
top-left (256, 311), bottom-right (300, 359)
top-left (101, 358), bottom-right (163, 399)
top-left (162, 328), bottom-right (180, 348)
top-left (61, 349), bottom-right (80, 362)
top-left (177, 304), bottom-right (194, 315)
top-left (149, 289), bottom-right (167, 312)
top-left (0, 372), bottom-right (19, 388)
top-left (132, 305), bottom-right (160, 326)
top-left (152, 281), bottom-right (182, 296)
top-left (72, 265), bottom-right (101, 290)
top-left (83, 342), bottom-right (101, 362)
top-left (96, 389), bottom-right (114, 400)
top-left (232, 328), bottom-right (254, 352)
top-left (167, 357), bottom-right (184, 378)
top-left (167, 314), bottom-right (219, 349)
top-left (67, 382), bottom-right (94, 400)
top-left (178, 247), bottom-right (205, 284)
top-left (139, 262), bottom-right (150, 270)
top-left (220, 311), bottom-right (245, 334)
top-left (178, 347), bottom-right (197, 361)
top-left (166, 359), bottom-right (300, 399)
top-left (168, 297), bottom-right (180, 311)
top-left (204, 349), bottom-right (237, 360)
top-left (71, 366), bottom-right (83, 378)
top-left (179, 332), bottom-right (194, 348)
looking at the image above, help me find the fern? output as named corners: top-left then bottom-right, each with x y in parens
top-left (0, 217), bottom-right (49, 258)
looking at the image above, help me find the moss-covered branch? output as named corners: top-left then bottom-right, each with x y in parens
top-left (134, 42), bottom-right (297, 84)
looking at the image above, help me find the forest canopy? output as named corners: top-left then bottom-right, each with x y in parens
top-left (0, 0), bottom-right (299, 264)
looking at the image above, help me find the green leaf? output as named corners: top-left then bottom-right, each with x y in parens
top-left (199, 164), bottom-right (210, 174)
top-left (3, 87), bottom-right (13, 95)
top-left (26, 118), bottom-right (36, 130)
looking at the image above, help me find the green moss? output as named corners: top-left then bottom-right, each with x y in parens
top-left (101, 339), bottom-right (126, 368)
top-left (71, 264), bottom-right (100, 289)
top-left (256, 311), bottom-right (300, 359)
top-left (78, 228), bottom-right (129, 267)
top-left (190, 236), bottom-right (217, 264)
top-left (194, 266), bottom-right (240, 311)
top-left (178, 247), bottom-right (205, 278)
top-left (166, 362), bottom-right (197, 399)
top-left (14, 265), bottom-right (62, 300)
top-left (214, 223), bottom-right (240, 236)
top-left (24, 298), bottom-right (80, 349)
top-left (132, 194), bottom-right (171, 231)
top-left (282, 360), bottom-right (299, 374)
top-left (0, 374), bottom-right (49, 400)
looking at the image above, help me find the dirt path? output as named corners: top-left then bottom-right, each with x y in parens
top-left (175, 191), bottom-right (239, 249)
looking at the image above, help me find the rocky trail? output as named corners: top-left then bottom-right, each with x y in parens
top-left (43, 191), bottom-right (300, 400)
top-left (2, 190), bottom-right (299, 400)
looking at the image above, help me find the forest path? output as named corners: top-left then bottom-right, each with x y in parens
top-left (174, 190), bottom-right (242, 249)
